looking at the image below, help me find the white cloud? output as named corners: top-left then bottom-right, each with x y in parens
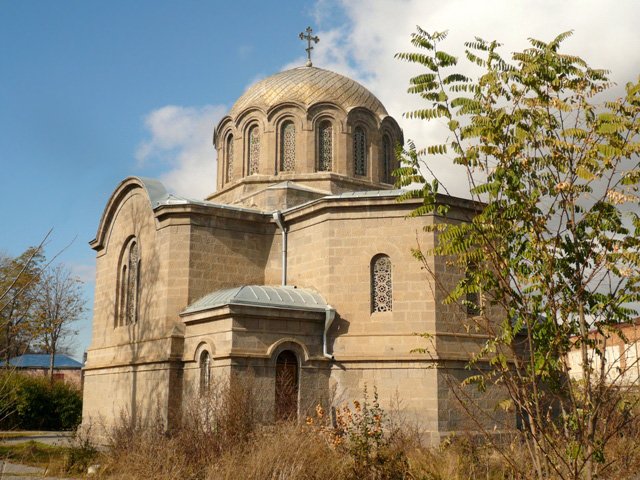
top-left (135, 4), bottom-right (639, 201)
top-left (136, 104), bottom-right (226, 199)
top-left (67, 261), bottom-right (97, 284)
top-left (311, 0), bottom-right (640, 197)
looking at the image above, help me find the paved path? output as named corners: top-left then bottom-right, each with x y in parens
top-left (0, 433), bottom-right (80, 479)
top-left (0, 460), bottom-right (78, 479)
top-left (0, 432), bottom-right (73, 447)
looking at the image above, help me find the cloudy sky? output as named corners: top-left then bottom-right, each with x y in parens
top-left (1, 0), bottom-right (638, 357)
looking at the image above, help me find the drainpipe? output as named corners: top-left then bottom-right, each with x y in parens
top-left (324, 306), bottom-right (336, 360)
top-left (272, 211), bottom-right (287, 286)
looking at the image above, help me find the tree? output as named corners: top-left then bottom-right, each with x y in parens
top-left (396, 29), bottom-right (640, 479)
top-left (0, 246), bottom-right (45, 361)
top-left (32, 264), bottom-right (85, 382)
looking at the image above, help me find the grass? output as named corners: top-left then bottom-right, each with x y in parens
top-left (0, 438), bottom-right (99, 477)
top-left (0, 440), bottom-right (68, 470)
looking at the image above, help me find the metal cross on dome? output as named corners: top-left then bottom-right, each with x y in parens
top-left (299, 26), bottom-right (319, 67)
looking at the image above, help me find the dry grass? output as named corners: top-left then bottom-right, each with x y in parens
top-left (209, 424), bottom-right (348, 480)
top-left (94, 382), bottom-right (640, 480)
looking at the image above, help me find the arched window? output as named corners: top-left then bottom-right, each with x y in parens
top-left (116, 238), bottom-right (140, 326)
top-left (118, 264), bottom-right (127, 327)
top-left (317, 120), bottom-right (333, 172)
top-left (465, 263), bottom-right (481, 316)
top-left (225, 134), bottom-right (234, 183)
top-left (382, 134), bottom-right (392, 184)
top-left (371, 254), bottom-right (392, 313)
top-left (199, 350), bottom-right (211, 396)
top-left (354, 126), bottom-right (367, 176)
top-left (275, 350), bottom-right (298, 420)
top-left (280, 121), bottom-right (295, 172)
top-left (248, 125), bottom-right (260, 175)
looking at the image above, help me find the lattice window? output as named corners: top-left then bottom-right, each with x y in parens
top-left (117, 238), bottom-right (140, 327)
top-left (280, 121), bottom-right (295, 172)
top-left (248, 126), bottom-right (260, 175)
top-left (371, 255), bottom-right (392, 312)
top-left (126, 241), bottom-right (139, 324)
top-left (225, 134), bottom-right (234, 183)
top-left (199, 350), bottom-right (211, 395)
top-left (465, 263), bottom-right (481, 316)
top-left (354, 126), bottom-right (367, 176)
top-left (318, 121), bottom-right (332, 171)
top-left (118, 265), bottom-right (127, 327)
top-left (383, 134), bottom-right (392, 184)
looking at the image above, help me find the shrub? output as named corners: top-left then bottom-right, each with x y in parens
top-left (308, 386), bottom-right (410, 479)
top-left (0, 372), bottom-right (82, 430)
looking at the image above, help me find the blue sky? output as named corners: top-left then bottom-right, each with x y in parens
top-left (1, 0), bottom-right (638, 359)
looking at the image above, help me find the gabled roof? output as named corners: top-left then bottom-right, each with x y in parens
top-left (182, 285), bottom-right (330, 315)
top-left (6, 354), bottom-right (82, 369)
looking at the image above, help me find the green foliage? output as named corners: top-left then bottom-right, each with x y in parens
top-left (396, 27), bottom-right (640, 479)
top-left (0, 372), bottom-right (82, 430)
top-left (0, 247), bottom-right (46, 360)
top-left (332, 386), bottom-right (408, 478)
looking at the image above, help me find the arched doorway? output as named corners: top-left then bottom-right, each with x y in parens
top-left (275, 350), bottom-right (299, 420)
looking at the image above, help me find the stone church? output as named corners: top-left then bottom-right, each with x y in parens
top-left (82, 51), bottom-right (504, 442)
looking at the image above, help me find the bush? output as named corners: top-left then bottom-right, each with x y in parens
top-left (0, 372), bottom-right (82, 430)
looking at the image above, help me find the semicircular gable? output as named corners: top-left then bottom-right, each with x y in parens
top-left (234, 106), bottom-right (268, 129)
top-left (91, 176), bottom-right (167, 252)
top-left (266, 101), bottom-right (306, 122)
top-left (380, 116), bottom-right (404, 144)
top-left (308, 101), bottom-right (347, 118)
top-left (213, 115), bottom-right (233, 147)
top-left (267, 338), bottom-right (311, 363)
top-left (346, 106), bottom-right (380, 130)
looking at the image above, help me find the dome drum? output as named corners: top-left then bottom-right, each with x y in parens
top-left (210, 66), bottom-right (403, 208)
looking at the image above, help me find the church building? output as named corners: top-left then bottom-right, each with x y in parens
top-left (82, 38), bottom-right (506, 442)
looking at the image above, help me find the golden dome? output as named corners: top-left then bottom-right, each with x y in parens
top-left (229, 66), bottom-right (388, 118)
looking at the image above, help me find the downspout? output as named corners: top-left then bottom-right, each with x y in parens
top-left (324, 306), bottom-right (336, 360)
top-left (272, 211), bottom-right (287, 286)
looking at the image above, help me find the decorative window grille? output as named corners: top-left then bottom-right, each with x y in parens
top-left (371, 255), bottom-right (392, 312)
top-left (354, 126), bottom-right (367, 176)
top-left (117, 238), bottom-right (140, 327)
top-left (199, 350), bottom-right (211, 395)
top-left (318, 121), bottom-right (333, 171)
top-left (225, 134), bottom-right (234, 183)
top-left (248, 126), bottom-right (260, 175)
top-left (126, 241), bottom-right (139, 324)
top-left (280, 121), bottom-right (295, 172)
top-left (382, 134), bottom-right (392, 184)
top-left (118, 265), bottom-right (127, 327)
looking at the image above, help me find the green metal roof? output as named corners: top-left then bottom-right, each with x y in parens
top-left (182, 285), bottom-right (330, 315)
top-left (134, 177), bottom-right (262, 214)
top-left (328, 189), bottom-right (404, 198)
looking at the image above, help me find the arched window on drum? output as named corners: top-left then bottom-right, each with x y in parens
top-left (247, 125), bottom-right (260, 175)
top-left (317, 120), bottom-right (333, 172)
top-left (225, 134), bottom-right (234, 183)
top-left (280, 121), bottom-right (295, 172)
top-left (382, 134), bottom-right (393, 184)
top-left (353, 126), bottom-right (367, 176)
